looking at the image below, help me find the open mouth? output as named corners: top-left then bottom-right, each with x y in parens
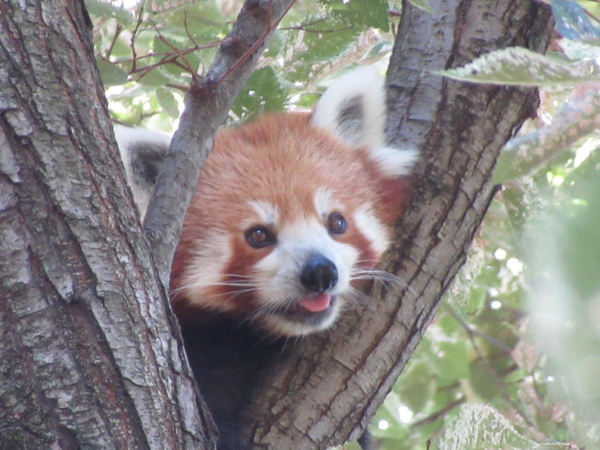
top-left (274, 293), bottom-right (337, 323)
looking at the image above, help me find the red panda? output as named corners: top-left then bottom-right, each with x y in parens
top-left (116, 66), bottom-right (416, 450)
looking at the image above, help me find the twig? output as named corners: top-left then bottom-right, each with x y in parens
top-left (411, 397), bottom-right (466, 428)
top-left (215, 0), bottom-right (298, 86)
top-left (130, 3), bottom-right (145, 72)
top-left (116, 39), bottom-right (225, 65)
top-left (279, 16), bottom-right (352, 33)
top-left (280, 16), bottom-right (328, 29)
top-left (584, 6), bottom-right (600, 25)
top-left (450, 310), bottom-right (513, 354)
top-left (105, 23), bottom-right (122, 59)
top-left (183, 11), bottom-right (201, 49)
top-left (281, 24), bottom-right (353, 33)
top-left (149, 20), bottom-right (198, 81)
top-left (164, 83), bottom-right (189, 92)
top-left (452, 310), bottom-right (538, 429)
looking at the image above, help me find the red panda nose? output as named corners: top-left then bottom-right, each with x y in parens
top-left (300, 255), bottom-right (339, 293)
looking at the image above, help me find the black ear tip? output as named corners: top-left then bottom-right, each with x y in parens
top-left (129, 142), bottom-right (168, 186)
top-left (335, 94), bottom-right (365, 147)
top-left (311, 66), bottom-right (387, 150)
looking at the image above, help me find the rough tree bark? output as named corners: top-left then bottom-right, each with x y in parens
top-left (0, 1), bottom-right (215, 449)
top-left (0, 1), bottom-right (554, 450)
top-left (242, 1), bottom-right (554, 449)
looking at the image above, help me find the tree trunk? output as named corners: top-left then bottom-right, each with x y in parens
top-left (243, 1), bottom-right (554, 448)
top-left (0, 1), bottom-right (215, 448)
top-left (0, 0), bottom-right (554, 449)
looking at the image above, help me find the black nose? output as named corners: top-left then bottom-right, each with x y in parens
top-left (300, 254), bottom-right (338, 293)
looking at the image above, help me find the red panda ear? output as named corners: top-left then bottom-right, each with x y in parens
top-left (114, 125), bottom-right (171, 217)
top-left (312, 66), bottom-right (418, 178)
top-left (313, 66), bottom-right (387, 149)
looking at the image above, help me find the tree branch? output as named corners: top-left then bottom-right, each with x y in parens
top-left (143, 0), bottom-right (297, 288)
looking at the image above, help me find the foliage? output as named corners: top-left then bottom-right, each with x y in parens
top-left (88, 0), bottom-right (598, 449)
top-left (89, 0), bottom-right (394, 132)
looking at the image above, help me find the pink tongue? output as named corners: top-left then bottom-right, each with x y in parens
top-left (300, 293), bottom-right (331, 312)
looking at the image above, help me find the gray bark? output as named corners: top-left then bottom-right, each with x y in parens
top-left (0, 1), bottom-right (215, 448)
top-left (242, 1), bottom-right (554, 448)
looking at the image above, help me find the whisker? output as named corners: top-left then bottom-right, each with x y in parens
top-left (351, 268), bottom-right (414, 296)
top-left (220, 273), bottom-right (255, 279)
top-left (343, 287), bottom-right (375, 311)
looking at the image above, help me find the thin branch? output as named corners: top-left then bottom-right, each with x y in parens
top-left (411, 397), bottom-right (466, 428)
top-left (279, 16), bottom-right (328, 29)
top-left (114, 39), bottom-right (225, 65)
top-left (450, 309), bottom-right (513, 354)
top-left (215, 0), bottom-right (297, 85)
top-left (164, 83), bottom-right (189, 92)
top-left (584, 6), bottom-right (600, 25)
top-left (129, 3), bottom-right (144, 72)
top-left (281, 24), bottom-right (353, 33)
top-left (147, 20), bottom-right (198, 82)
top-left (454, 310), bottom-right (537, 429)
top-left (105, 23), bottom-right (122, 59)
top-left (279, 16), bottom-right (353, 33)
top-left (183, 11), bottom-right (201, 49)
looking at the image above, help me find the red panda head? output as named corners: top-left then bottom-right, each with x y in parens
top-left (170, 67), bottom-right (417, 336)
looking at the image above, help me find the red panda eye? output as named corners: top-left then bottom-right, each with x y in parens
top-left (245, 226), bottom-right (276, 248)
top-left (327, 213), bottom-right (347, 235)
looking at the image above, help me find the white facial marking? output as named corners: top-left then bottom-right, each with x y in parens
top-left (253, 217), bottom-right (358, 335)
top-left (248, 200), bottom-right (279, 226)
top-left (178, 232), bottom-right (234, 311)
top-left (369, 146), bottom-right (419, 177)
top-left (354, 206), bottom-right (390, 258)
top-left (262, 310), bottom-right (339, 336)
top-left (314, 188), bottom-right (334, 220)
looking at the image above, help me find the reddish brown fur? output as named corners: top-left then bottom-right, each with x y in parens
top-left (170, 112), bottom-right (408, 320)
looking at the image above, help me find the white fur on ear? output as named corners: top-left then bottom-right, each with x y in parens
top-left (312, 66), bottom-right (418, 177)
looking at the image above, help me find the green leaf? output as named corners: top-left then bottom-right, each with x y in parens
top-left (292, 20), bottom-right (361, 63)
top-left (438, 403), bottom-right (548, 450)
top-left (397, 361), bottom-right (435, 413)
top-left (554, 180), bottom-right (600, 299)
top-left (231, 67), bottom-right (287, 121)
top-left (156, 87), bottom-right (179, 118)
top-left (437, 47), bottom-right (600, 88)
top-left (432, 341), bottom-right (470, 380)
top-left (85, 0), bottom-right (133, 24)
top-left (495, 86), bottom-right (600, 183)
top-left (551, 0), bottom-right (600, 41)
top-left (469, 360), bottom-right (500, 401)
top-left (559, 38), bottom-right (600, 60)
top-left (96, 59), bottom-right (128, 86)
top-left (500, 185), bottom-right (530, 238)
top-left (407, 0), bottom-right (433, 13)
top-left (136, 67), bottom-right (176, 87)
top-left (319, 0), bottom-right (389, 31)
